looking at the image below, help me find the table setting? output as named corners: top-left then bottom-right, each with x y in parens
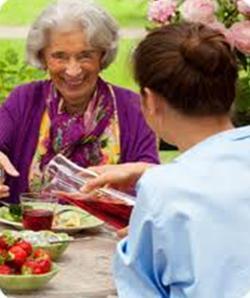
top-left (0, 155), bottom-right (127, 297)
top-left (0, 206), bottom-right (118, 297)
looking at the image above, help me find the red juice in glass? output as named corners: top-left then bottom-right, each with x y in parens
top-left (22, 209), bottom-right (54, 231)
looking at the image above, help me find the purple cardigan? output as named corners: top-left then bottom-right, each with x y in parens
top-left (0, 80), bottom-right (159, 203)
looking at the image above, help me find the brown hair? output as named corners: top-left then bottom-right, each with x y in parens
top-left (133, 22), bottom-right (238, 116)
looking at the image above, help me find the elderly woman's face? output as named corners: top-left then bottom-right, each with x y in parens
top-left (43, 28), bottom-right (103, 105)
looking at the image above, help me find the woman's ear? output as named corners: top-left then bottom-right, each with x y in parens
top-left (141, 87), bottom-right (160, 116)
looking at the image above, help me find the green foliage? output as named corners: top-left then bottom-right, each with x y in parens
top-left (233, 52), bottom-right (250, 125)
top-left (97, 0), bottom-right (148, 27)
top-left (234, 73), bottom-right (250, 125)
top-left (159, 151), bottom-right (179, 163)
top-left (0, 0), bottom-right (53, 26)
top-left (0, 0), bottom-right (148, 27)
top-left (102, 39), bottom-right (138, 91)
top-left (0, 48), bottom-right (45, 103)
top-left (236, 74), bottom-right (250, 112)
top-left (216, 0), bottom-right (242, 27)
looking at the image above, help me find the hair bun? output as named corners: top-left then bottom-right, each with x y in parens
top-left (180, 37), bottom-right (200, 61)
top-left (180, 33), bottom-right (229, 75)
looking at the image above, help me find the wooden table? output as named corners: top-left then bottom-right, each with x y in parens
top-left (0, 225), bottom-right (118, 298)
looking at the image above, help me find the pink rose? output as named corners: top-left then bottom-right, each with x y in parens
top-left (237, 0), bottom-right (250, 17)
top-left (230, 21), bottom-right (250, 54)
top-left (180, 0), bottom-right (217, 23)
top-left (208, 21), bottom-right (235, 48)
top-left (208, 21), bottom-right (226, 33)
top-left (148, 0), bottom-right (177, 24)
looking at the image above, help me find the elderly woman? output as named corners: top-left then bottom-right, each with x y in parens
top-left (0, 0), bottom-right (159, 203)
top-left (82, 23), bottom-right (250, 297)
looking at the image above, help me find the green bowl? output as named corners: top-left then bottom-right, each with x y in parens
top-left (4, 230), bottom-right (71, 261)
top-left (33, 233), bottom-right (70, 260)
top-left (0, 264), bottom-right (59, 292)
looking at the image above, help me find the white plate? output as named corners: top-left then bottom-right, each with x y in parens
top-left (0, 206), bottom-right (103, 234)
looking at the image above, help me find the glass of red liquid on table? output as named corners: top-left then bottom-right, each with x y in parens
top-left (20, 193), bottom-right (58, 231)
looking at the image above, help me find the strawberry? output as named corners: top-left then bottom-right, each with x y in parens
top-left (8, 246), bottom-right (28, 267)
top-left (0, 264), bottom-right (12, 275)
top-left (0, 247), bottom-right (7, 265)
top-left (15, 240), bottom-right (33, 256)
top-left (0, 232), bottom-right (16, 249)
top-left (21, 259), bottom-right (51, 275)
top-left (21, 260), bottom-right (40, 275)
top-left (21, 248), bottom-right (52, 275)
top-left (0, 237), bottom-right (8, 250)
top-left (36, 258), bottom-right (51, 273)
top-left (33, 248), bottom-right (51, 261)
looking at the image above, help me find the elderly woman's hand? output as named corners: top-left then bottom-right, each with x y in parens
top-left (0, 152), bottom-right (19, 199)
top-left (80, 162), bottom-right (153, 194)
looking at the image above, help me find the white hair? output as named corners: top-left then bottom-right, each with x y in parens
top-left (26, 0), bottom-right (119, 69)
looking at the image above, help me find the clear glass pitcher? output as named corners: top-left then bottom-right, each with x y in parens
top-left (42, 154), bottom-right (135, 228)
top-left (42, 154), bottom-right (97, 194)
top-left (42, 154), bottom-right (135, 205)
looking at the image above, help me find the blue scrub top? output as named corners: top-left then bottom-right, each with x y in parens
top-left (114, 125), bottom-right (250, 298)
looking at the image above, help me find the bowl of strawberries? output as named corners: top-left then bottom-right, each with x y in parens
top-left (6, 230), bottom-right (72, 261)
top-left (0, 231), bottom-right (59, 292)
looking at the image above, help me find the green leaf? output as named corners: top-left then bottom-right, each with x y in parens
top-left (4, 48), bottom-right (19, 65)
top-left (9, 204), bottom-right (22, 220)
top-left (235, 76), bottom-right (250, 112)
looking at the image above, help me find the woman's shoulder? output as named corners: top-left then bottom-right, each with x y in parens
top-left (10, 80), bottom-right (50, 99)
top-left (4, 80), bottom-right (49, 109)
top-left (110, 83), bottom-right (140, 106)
top-left (1, 80), bottom-right (49, 117)
top-left (109, 83), bottom-right (143, 121)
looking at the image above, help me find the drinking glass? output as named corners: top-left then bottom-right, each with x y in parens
top-left (20, 193), bottom-right (58, 231)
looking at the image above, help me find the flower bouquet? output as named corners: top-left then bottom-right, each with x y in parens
top-left (147, 0), bottom-right (250, 124)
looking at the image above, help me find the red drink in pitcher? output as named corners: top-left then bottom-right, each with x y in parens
top-left (22, 209), bottom-right (54, 231)
top-left (60, 194), bottom-right (133, 229)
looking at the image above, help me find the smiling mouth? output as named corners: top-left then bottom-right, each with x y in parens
top-left (63, 79), bottom-right (85, 88)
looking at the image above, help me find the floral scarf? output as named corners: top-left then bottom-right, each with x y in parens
top-left (29, 78), bottom-right (120, 192)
